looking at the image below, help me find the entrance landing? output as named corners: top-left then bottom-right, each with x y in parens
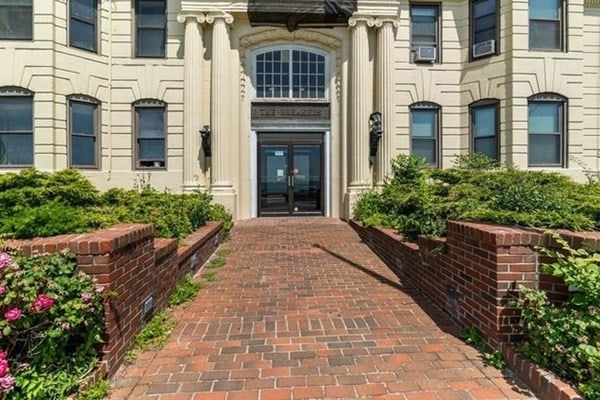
top-left (109, 218), bottom-right (536, 399)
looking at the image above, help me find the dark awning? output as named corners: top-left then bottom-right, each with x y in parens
top-left (248, 0), bottom-right (358, 31)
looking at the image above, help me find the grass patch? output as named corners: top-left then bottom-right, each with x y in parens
top-left (202, 272), bottom-right (217, 282)
top-left (169, 273), bottom-right (204, 307)
top-left (125, 310), bottom-right (176, 363)
top-left (206, 256), bottom-right (227, 269)
top-left (79, 380), bottom-right (111, 400)
top-left (460, 327), bottom-right (506, 369)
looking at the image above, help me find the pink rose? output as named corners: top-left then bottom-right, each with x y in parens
top-left (0, 360), bottom-right (8, 377)
top-left (0, 253), bottom-right (11, 269)
top-left (32, 294), bottom-right (55, 311)
top-left (0, 352), bottom-right (6, 360)
top-left (0, 286), bottom-right (5, 296)
top-left (0, 373), bottom-right (14, 390)
top-left (81, 292), bottom-right (92, 302)
top-left (4, 308), bottom-right (21, 322)
top-left (94, 285), bottom-right (105, 293)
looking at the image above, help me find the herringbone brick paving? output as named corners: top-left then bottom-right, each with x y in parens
top-left (109, 218), bottom-right (536, 399)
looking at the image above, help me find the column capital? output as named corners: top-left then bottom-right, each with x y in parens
top-left (206, 11), bottom-right (234, 25)
top-left (176, 12), bottom-right (206, 24)
top-left (348, 15), bottom-right (376, 28)
top-left (374, 17), bottom-right (399, 29)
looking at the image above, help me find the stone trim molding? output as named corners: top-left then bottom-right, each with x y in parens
top-left (239, 29), bottom-right (343, 100)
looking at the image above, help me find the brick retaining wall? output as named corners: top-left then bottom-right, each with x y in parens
top-left (7, 221), bottom-right (223, 376)
top-left (350, 220), bottom-right (599, 348)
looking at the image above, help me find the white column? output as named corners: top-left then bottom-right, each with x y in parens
top-left (206, 12), bottom-right (237, 216)
top-left (177, 14), bottom-right (206, 192)
top-left (346, 16), bottom-right (374, 217)
top-left (375, 18), bottom-right (398, 186)
top-left (348, 16), bottom-right (374, 191)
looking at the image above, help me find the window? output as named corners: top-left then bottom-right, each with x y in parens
top-left (471, 0), bottom-right (497, 59)
top-left (470, 100), bottom-right (499, 161)
top-left (529, 0), bottom-right (565, 51)
top-left (134, 100), bottom-right (166, 169)
top-left (135, 0), bottom-right (166, 58)
top-left (410, 4), bottom-right (440, 63)
top-left (69, 97), bottom-right (98, 168)
top-left (69, 0), bottom-right (98, 52)
top-left (528, 93), bottom-right (566, 167)
top-left (255, 48), bottom-right (327, 99)
top-left (0, 87), bottom-right (33, 166)
top-left (0, 0), bottom-right (33, 39)
top-left (410, 103), bottom-right (439, 166)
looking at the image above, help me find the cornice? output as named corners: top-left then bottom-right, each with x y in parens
top-left (586, 0), bottom-right (600, 7)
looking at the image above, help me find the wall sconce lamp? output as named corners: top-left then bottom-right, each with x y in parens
top-left (200, 125), bottom-right (211, 157)
top-left (369, 112), bottom-right (383, 158)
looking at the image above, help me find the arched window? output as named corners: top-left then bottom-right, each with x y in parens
top-left (528, 93), bottom-right (567, 167)
top-left (254, 47), bottom-right (328, 99)
top-left (0, 86), bottom-right (34, 167)
top-left (470, 99), bottom-right (499, 161)
top-left (410, 102), bottom-right (440, 166)
top-left (68, 95), bottom-right (100, 168)
top-left (133, 99), bottom-right (167, 169)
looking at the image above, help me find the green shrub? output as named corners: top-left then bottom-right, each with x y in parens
top-left (0, 169), bottom-right (232, 240)
top-left (516, 234), bottom-right (600, 399)
top-left (354, 154), bottom-right (600, 239)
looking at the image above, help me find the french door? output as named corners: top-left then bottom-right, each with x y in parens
top-left (258, 133), bottom-right (323, 216)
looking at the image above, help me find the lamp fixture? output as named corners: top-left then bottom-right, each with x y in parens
top-left (369, 112), bottom-right (383, 158)
top-left (200, 125), bottom-right (211, 157)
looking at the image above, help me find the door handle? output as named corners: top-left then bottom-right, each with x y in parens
top-left (288, 175), bottom-right (294, 187)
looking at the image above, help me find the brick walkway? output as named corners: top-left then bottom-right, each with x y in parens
top-left (109, 218), bottom-right (536, 400)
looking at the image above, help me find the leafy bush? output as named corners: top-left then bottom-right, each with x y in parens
top-left (0, 169), bottom-right (232, 240)
top-left (0, 251), bottom-right (105, 399)
top-left (354, 154), bottom-right (600, 239)
top-left (516, 235), bottom-right (600, 399)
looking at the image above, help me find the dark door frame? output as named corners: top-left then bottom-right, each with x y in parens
top-left (257, 132), bottom-right (324, 216)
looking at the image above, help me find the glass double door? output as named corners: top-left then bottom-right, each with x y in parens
top-left (258, 134), bottom-right (323, 216)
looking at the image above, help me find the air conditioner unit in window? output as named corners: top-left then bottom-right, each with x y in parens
top-left (414, 46), bottom-right (436, 62)
top-left (473, 39), bottom-right (496, 58)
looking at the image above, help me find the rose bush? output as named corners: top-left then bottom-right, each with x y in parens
top-left (0, 251), bottom-right (105, 399)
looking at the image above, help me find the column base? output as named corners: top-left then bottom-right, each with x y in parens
top-left (344, 184), bottom-right (371, 220)
top-left (182, 183), bottom-right (206, 193)
top-left (210, 186), bottom-right (238, 220)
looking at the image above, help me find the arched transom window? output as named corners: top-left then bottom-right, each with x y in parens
top-left (254, 47), bottom-right (328, 100)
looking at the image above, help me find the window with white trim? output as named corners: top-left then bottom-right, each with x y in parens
top-left (134, 100), bottom-right (166, 169)
top-left (0, 87), bottom-right (33, 166)
top-left (0, 0), bottom-right (32, 40)
top-left (410, 102), bottom-right (440, 166)
top-left (528, 93), bottom-right (566, 167)
top-left (254, 47), bottom-right (327, 99)
top-left (69, 96), bottom-right (99, 168)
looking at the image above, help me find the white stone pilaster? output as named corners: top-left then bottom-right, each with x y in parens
top-left (177, 13), bottom-right (206, 192)
top-left (206, 12), bottom-right (237, 215)
top-left (375, 18), bottom-right (398, 186)
top-left (346, 16), bottom-right (375, 216)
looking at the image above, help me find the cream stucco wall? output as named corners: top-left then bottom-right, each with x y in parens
top-left (1, 0), bottom-right (600, 220)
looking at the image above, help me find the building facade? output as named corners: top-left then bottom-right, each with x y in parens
top-left (0, 0), bottom-right (599, 220)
